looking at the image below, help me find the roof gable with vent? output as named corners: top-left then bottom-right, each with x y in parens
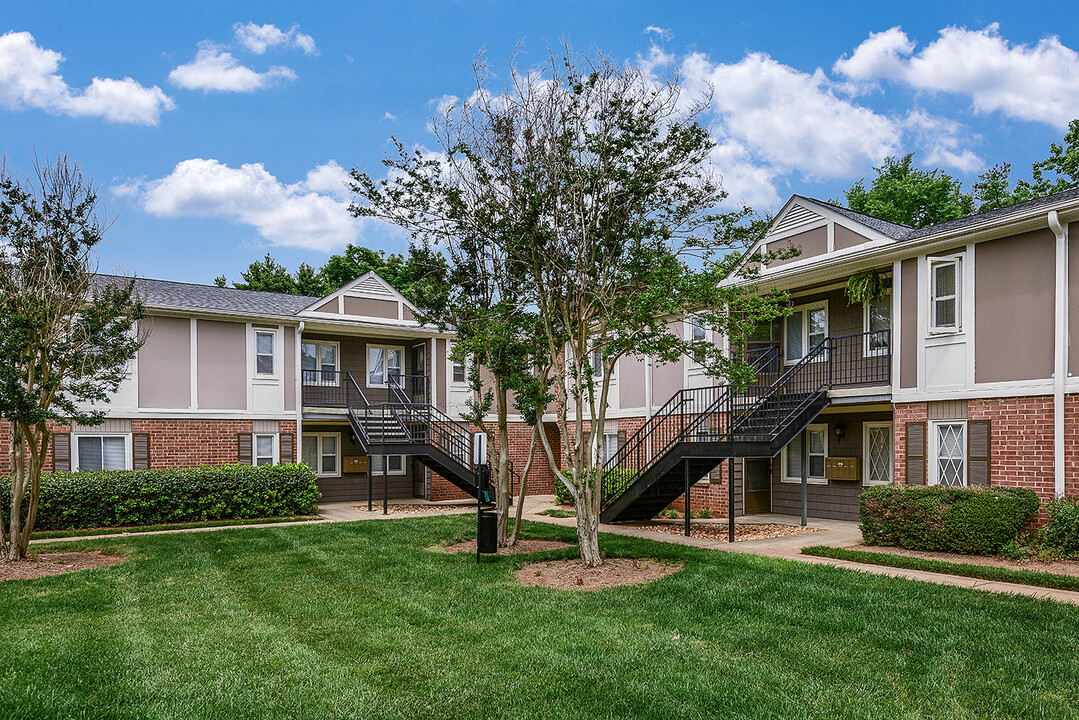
top-left (300, 271), bottom-right (421, 324)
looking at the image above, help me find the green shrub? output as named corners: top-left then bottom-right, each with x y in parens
top-left (1, 464), bottom-right (321, 531)
top-left (859, 484), bottom-right (1039, 555)
top-left (1040, 497), bottom-right (1079, 555)
top-left (555, 468), bottom-right (638, 506)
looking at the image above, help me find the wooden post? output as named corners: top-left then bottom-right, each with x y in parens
top-left (801, 430), bottom-right (808, 527)
top-left (727, 458), bottom-right (735, 543)
top-left (383, 457), bottom-right (389, 515)
top-left (684, 458), bottom-right (690, 537)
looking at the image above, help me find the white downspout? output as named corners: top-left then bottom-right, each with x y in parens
top-left (1050, 211), bottom-right (1067, 499)
top-left (296, 321), bottom-right (305, 463)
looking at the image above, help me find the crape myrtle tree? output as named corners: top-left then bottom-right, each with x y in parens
top-left (349, 55), bottom-right (552, 545)
top-left (501, 45), bottom-right (788, 565)
top-left (0, 157), bottom-right (142, 561)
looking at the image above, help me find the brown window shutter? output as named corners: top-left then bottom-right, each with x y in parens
top-left (617, 430), bottom-right (626, 448)
top-left (967, 420), bottom-right (991, 486)
top-left (53, 433), bottom-right (71, 473)
top-left (237, 433), bottom-right (253, 465)
top-left (279, 433), bottom-right (294, 463)
top-left (905, 422), bottom-right (926, 485)
top-left (132, 433), bottom-right (151, 470)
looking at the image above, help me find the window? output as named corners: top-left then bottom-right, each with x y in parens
top-left (785, 303), bottom-right (827, 363)
top-left (301, 341), bottom-right (339, 385)
top-left (603, 433), bottom-right (619, 462)
top-left (929, 258), bottom-right (961, 332)
top-left (302, 434), bottom-right (340, 477)
top-left (452, 359), bottom-right (467, 384)
top-left (76, 435), bottom-right (128, 471)
top-left (367, 345), bottom-right (403, 387)
top-left (932, 421), bottom-right (966, 486)
top-left (863, 422), bottom-right (893, 485)
top-left (690, 318), bottom-right (707, 363)
top-left (255, 331), bottom-right (275, 375)
top-left (370, 455), bottom-right (405, 475)
top-left (254, 434), bottom-right (276, 466)
top-left (782, 424), bottom-right (827, 484)
top-left (590, 347), bottom-right (603, 378)
top-left (864, 293), bottom-right (891, 356)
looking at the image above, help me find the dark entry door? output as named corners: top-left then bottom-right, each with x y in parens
top-left (744, 459), bottom-right (771, 514)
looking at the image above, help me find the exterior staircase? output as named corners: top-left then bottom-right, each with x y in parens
top-left (600, 330), bottom-right (890, 523)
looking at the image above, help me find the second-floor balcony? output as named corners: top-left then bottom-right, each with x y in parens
top-left (302, 370), bottom-right (431, 409)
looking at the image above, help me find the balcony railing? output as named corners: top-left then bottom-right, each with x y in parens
top-left (303, 370), bottom-right (432, 408)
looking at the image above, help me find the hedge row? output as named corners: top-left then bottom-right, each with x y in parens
top-left (555, 469), bottom-right (638, 506)
top-left (859, 484), bottom-right (1039, 554)
top-left (1041, 497), bottom-right (1079, 554)
top-left (1, 464), bottom-right (321, 531)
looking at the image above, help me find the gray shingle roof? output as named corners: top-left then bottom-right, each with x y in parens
top-left (96, 275), bottom-right (319, 317)
top-left (793, 195), bottom-right (912, 240)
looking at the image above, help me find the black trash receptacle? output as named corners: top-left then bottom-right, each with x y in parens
top-left (477, 510), bottom-right (498, 554)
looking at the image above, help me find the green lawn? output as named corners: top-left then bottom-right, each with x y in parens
top-left (2, 516), bottom-right (1077, 720)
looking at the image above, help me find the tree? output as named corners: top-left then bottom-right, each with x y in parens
top-left (233, 254), bottom-right (299, 294)
top-left (971, 163), bottom-right (1015, 212)
top-left (0, 157), bottom-right (142, 561)
top-left (844, 154), bottom-right (973, 228)
top-left (1013, 118), bottom-right (1079, 202)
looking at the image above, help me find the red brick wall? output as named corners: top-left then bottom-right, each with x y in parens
top-left (666, 461), bottom-right (732, 517)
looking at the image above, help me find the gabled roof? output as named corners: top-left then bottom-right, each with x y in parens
top-left (299, 270), bottom-right (420, 316)
top-left (906, 185), bottom-right (1079, 240)
top-left (97, 275), bottom-right (319, 317)
top-left (793, 195), bottom-right (912, 240)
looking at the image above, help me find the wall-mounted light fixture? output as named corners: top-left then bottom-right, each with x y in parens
top-left (833, 423), bottom-right (846, 442)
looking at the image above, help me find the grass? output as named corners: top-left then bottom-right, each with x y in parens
top-left (802, 544), bottom-right (1079, 593)
top-left (2, 516), bottom-right (1078, 719)
top-left (29, 515), bottom-right (321, 540)
top-left (537, 508), bottom-right (576, 518)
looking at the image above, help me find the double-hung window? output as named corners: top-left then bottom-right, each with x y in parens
top-left (302, 434), bottom-right (340, 477)
top-left (690, 318), bottom-right (708, 363)
top-left (254, 434), bottom-right (277, 466)
top-left (603, 433), bottom-right (619, 463)
top-left (367, 345), bottom-right (403, 388)
top-left (255, 331), bottom-right (276, 376)
top-left (452, 359), bottom-right (467, 383)
top-left (370, 455), bottom-right (405, 475)
top-left (301, 341), bottom-right (339, 386)
top-left (931, 421), bottom-right (966, 486)
top-left (864, 293), bottom-right (891, 356)
top-left (863, 422), bottom-right (893, 485)
top-left (929, 258), bottom-right (961, 333)
top-left (590, 347), bottom-right (604, 379)
top-left (785, 303), bottom-right (827, 363)
top-left (75, 435), bottom-right (128, 471)
top-left (783, 424), bottom-right (827, 483)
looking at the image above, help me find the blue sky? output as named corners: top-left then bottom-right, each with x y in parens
top-left (2, 1), bottom-right (1078, 286)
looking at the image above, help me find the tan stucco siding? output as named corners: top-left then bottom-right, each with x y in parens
top-left (283, 328), bottom-right (296, 411)
top-left (1070, 224), bottom-right (1079, 378)
top-left (343, 296), bottom-right (398, 319)
top-left (834, 225), bottom-right (870, 251)
top-left (315, 299), bottom-right (338, 313)
top-left (766, 226), bottom-right (828, 268)
top-left (975, 228), bottom-right (1055, 383)
top-left (900, 258), bottom-right (918, 388)
top-left (138, 316), bottom-right (191, 409)
top-left (619, 354), bottom-right (646, 409)
top-left (196, 320), bottom-right (247, 410)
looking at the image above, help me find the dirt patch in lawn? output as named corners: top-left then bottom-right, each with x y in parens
top-left (444, 539), bottom-right (574, 555)
top-left (848, 544), bottom-right (1079, 578)
top-left (0, 551), bottom-right (124, 582)
top-left (638, 522), bottom-right (822, 542)
top-left (353, 503), bottom-right (474, 515)
top-left (517, 557), bottom-right (683, 590)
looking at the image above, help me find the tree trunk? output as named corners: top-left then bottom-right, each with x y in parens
top-left (576, 497), bottom-right (602, 567)
top-left (495, 383), bottom-right (511, 545)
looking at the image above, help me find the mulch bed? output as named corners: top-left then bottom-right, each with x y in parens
top-left (444, 539), bottom-right (574, 555)
top-left (517, 558), bottom-right (684, 590)
top-left (638, 521), bottom-right (823, 542)
top-left (352, 504), bottom-right (474, 515)
top-left (0, 551), bottom-right (124, 582)
top-left (848, 544), bottom-right (1079, 578)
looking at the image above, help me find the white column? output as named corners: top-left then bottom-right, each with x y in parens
top-left (1050, 211), bottom-right (1068, 499)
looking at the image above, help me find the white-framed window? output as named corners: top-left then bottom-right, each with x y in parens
top-left (590, 347), bottom-right (604, 378)
top-left (931, 420), bottom-right (966, 486)
top-left (452, 358), bottom-right (467, 384)
top-left (929, 257), bottom-right (962, 333)
top-left (301, 433), bottom-right (340, 477)
top-left (782, 424), bottom-right (827, 484)
top-left (784, 302), bottom-right (827, 363)
top-left (603, 432), bottom-right (619, 462)
top-left (255, 331), bottom-right (276, 376)
top-left (254, 433), bottom-right (277, 467)
top-left (864, 293), bottom-right (891, 356)
top-left (863, 422), bottom-right (893, 485)
top-left (301, 341), bottom-right (339, 386)
top-left (367, 344), bottom-right (403, 388)
top-left (75, 434), bottom-right (130, 471)
top-left (370, 454), bottom-right (405, 475)
top-left (689, 317), bottom-right (708, 363)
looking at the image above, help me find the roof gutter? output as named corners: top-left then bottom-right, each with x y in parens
top-left (1050, 210), bottom-right (1068, 499)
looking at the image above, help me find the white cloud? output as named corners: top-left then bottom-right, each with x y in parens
top-left (644, 26), bottom-right (673, 41)
top-left (0, 30), bottom-right (174, 125)
top-left (835, 24), bottom-right (1079, 128)
top-left (168, 42), bottom-right (296, 92)
top-left (903, 109), bottom-right (983, 173)
top-left (233, 22), bottom-right (318, 56)
top-left (383, 111), bottom-right (397, 121)
top-left (135, 158), bottom-right (361, 252)
top-left (678, 50), bottom-right (901, 178)
top-left (708, 139), bottom-right (782, 209)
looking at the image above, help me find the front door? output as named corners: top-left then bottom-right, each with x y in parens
top-left (743, 459), bottom-right (771, 514)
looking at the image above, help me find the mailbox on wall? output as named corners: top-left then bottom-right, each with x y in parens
top-left (344, 455), bottom-right (369, 474)
top-left (825, 457), bottom-right (860, 482)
